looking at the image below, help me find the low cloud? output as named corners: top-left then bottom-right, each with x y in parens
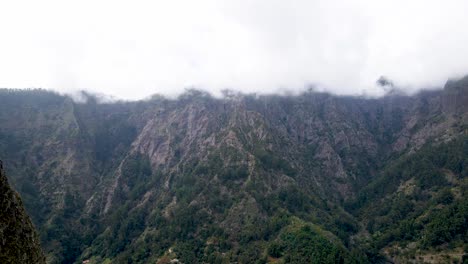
top-left (1, 0), bottom-right (467, 100)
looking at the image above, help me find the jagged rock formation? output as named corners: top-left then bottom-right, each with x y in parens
top-left (0, 76), bottom-right (466, 263)
top-left (0, 161), bottom-right (45, 264)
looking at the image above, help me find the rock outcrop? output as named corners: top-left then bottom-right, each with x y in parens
top-left (0, 160), bottom-right (45, 264)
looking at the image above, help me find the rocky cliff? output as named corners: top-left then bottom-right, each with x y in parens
top-left (0, 75), bottom-right (466, 263)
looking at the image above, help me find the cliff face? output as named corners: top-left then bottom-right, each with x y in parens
top-left (0, 161), bottom-right (45, 264)
top-left (442, 75), bottom-right (468, 114)
top-left (0, 76), bottom-right (466, 263)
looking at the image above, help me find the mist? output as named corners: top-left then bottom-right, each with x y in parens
top-left (1, 0), bottom-right (468, 100)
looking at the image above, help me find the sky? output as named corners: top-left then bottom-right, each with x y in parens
top-left (1, 0), bottom-right (468, 100)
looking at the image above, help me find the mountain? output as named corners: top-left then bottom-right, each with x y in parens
top-left (0, 76), bottom-right (466, 263)
top-left (0, 160), bottom-right (46, 263)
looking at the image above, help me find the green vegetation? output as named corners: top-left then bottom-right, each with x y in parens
top-left (267, 222), bottom-right (365, 263)
top-left (348, 135), bottom-right (468, 260)
top-left (0, 85), bottom-right (466, 263)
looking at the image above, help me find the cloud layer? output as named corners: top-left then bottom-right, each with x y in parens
top-left (1, 0), bottom-right (468, 99)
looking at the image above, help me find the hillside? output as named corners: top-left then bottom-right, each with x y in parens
top-left (0, 76), bottom-right (466, 263)
top-left (0, 160), bottom-right (46, 263)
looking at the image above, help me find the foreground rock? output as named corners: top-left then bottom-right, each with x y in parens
top-left (0, 161), bottom-right (45, 264)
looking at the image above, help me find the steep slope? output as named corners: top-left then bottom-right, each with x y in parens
top-left (344, 78), bottom-right (468, 263)
top-left (348, 135), bottom-right (468, 262)
top-left (0, 160), bottom-right (46, 264)
top-left (0, 75), bottom-right (466, 263)
top-left (79, 92), bottom-right (364, 263)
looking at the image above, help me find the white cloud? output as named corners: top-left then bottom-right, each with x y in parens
top-left (0, 0), bottom-right (467, 100)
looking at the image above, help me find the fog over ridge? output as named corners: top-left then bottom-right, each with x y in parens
top-left (1, 0), bottom-right (468, 100)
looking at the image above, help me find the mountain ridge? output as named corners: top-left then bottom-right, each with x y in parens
top-left (0, 78), bottom-right (466, 263)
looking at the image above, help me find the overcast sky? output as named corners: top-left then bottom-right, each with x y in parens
top-left (1, 0), bottom-right (468, 100)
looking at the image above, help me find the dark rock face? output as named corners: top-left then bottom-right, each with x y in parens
top-left (0, 161), bottom-right (45, 264)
